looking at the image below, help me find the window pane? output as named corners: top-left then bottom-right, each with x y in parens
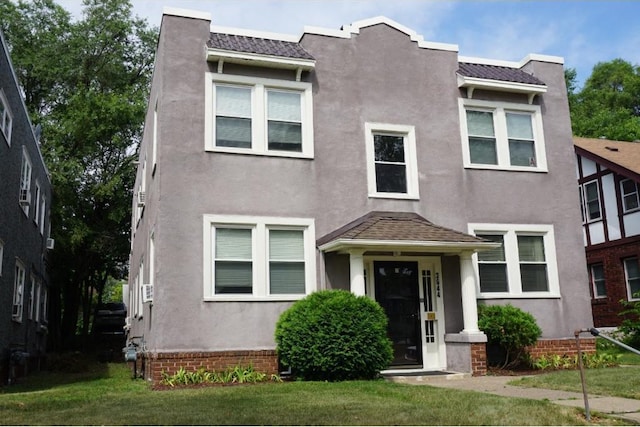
top-left (374, 135), bottom-right (405, 162)
top-left (270, 262), bottom-right (305, 294)
top-left (466, 111), bottom-right (495, 136)
top-left (521, 264), bottom-right (549, 292)
top-left (509, 140), bottom-right (536, 166)
top-left (518, 236), bottom-right (545, 262)
top-left (591, 264), bottom-right (606, 297)
top-left (268, 121), bottom-right (302, 151)
top-left (216, 228), bottom-right (252, 259)
top-left (215, 261), bottom-right (252, 294)
top-left (469, 137), bottom-right (497, 164)
top-left (624, 194), bottom-right (639, 211)
top-left (270, 230), bottom-right (303, 260)
top-left (506, 113), bottom-right (533, 139)
top-left (479, 264), bottom-right (508, 292)
top-left (267, 91), bottom-right (301, 122)
top-left (477, 235), bottom-right (505, 262)
top-left (375, 163), bottom-right (407, 193)
top-left (216, 86), bottom-right (251, 117)
top-left (622, 179), bottom-right (639, 211)
top-left (216, 117), bottom-right (251, 148)
top-left (625, 259), bottom-right (640, 299)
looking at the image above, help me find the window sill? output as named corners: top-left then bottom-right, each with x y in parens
top-left (204, 295), bottom-right (308, 302)
top-left (477, 292), bottom-right (561, 299)
top-left (206, 146), bottom-right (314, 160)
top-left (368, 193), bottom-right (420, 201)
top-left (623, 207), bottom-right (640, 215)
top-left (464, 164), bottom-right (548, 173)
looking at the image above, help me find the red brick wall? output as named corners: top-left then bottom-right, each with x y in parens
top-left (586, 238), bottom-right (640, 327)
top-left (143, 350), bottom-right (279, 383)
top-left (526, 338), bottom-right (596, 359)
top-left (470, 343), bottom-right (487, 376)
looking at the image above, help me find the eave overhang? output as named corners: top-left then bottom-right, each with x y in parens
top-left (207, 48), bottom-right (316, 72)
top-left (457, 75), bottom-right (547, 104)
top-left (318, 238), bottom-right (500, 255)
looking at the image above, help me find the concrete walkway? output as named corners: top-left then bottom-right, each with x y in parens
top-left (387, 373), bottom-right (640, 423)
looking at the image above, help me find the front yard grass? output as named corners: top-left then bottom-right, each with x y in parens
top-left (511, 365), bottom-right (640, 400)
top-left (0, 362), bottom-right (615, 425)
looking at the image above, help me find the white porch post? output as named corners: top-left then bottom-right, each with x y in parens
top-left (348, 250), bottom-right (366, 296)
top-left (460, 251), bottom-right (480, 333)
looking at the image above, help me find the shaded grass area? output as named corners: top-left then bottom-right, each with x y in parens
top-left (0, 363), bottom-right (621, 425)
top-left (511, 366), bottom-right (640, 400)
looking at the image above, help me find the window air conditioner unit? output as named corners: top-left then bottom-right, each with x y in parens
top-left (142, 284), bottom-right (153, 303)
top-left (137, 191), bottom-right (146, 207)
top-left (12, 304), bottom-right (20, 318)
top-left (19, 189), bottom-right (30, 206)
top-left (46, 238), bottom-right (55, 250)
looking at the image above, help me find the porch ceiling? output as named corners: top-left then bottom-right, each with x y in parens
top-left (317, 211), bottom-right (498, 254)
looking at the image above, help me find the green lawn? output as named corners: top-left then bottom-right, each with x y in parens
top-left (0, 363), bottom-right (617, 426)
top-left (511, 366), bottom-right (640, 400)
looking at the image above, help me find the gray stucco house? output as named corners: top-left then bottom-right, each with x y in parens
top-left (0, 30), bottom-right (52, 384)
top-left (127, 8), bottom-right (593, 382)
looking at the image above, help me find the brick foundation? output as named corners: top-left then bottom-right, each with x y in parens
top-left (526, 337), bottom-right (596, 359)
top-left (143, 350), bottom-right (279, 383)
top-left (470, 343), bottom-right (487, 376)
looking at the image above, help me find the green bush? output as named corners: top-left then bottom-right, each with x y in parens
top-left (478, 304), bottom-right (542, 368)
top-left (275, 290), bottom-right (393, 381)
top-left (618, 298), bottom-right (640, 349)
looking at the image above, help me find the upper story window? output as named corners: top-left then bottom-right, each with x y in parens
top-left (579, 180), bottom-right (602, 223)
top-left (19, 148), bottom-right (32, 217)
top-left (365, 123), bottom-right (419, 200)
top-left (13, 261), bottom-right (25, 322)
top-left (589, 263), bottom-right (606, 298)
top-left (204, 215), bottom-right (316, 301)
top-left (205, 74), bottom-right (313, 158)
top-left (621, 179), bottom-right (640, 213)
top-left (0, 89), bottom-right (12, 145)
top-left (624, 257), bottom-right (640, 301)
top-left (459, 99), bottom-right (547, 172)
top-left (471, 223), bottom-right (560, 298)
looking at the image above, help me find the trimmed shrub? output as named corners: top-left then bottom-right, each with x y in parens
top-left (478, 303), bottom-right (542, 368)
top-left (275, 290), bottom-right (393, 381)
top-left (618, 298), bottom-right (640, 349)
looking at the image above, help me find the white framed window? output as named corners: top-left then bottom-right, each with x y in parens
top-left (20, 148), bottom-right (32, 216)
top-left (589, 263), bottom-right (606, 298)
top-left (35, 281), bottom-right (41, 322)
top-left (205, 73), bottom-right (313, 158)
top-left (459, 98), bottom-right (547, 172)
top-left (579, 180), bottom-right (602, 223)
top-left (40, 285), bottom-right (48, 323)
top-left (0, 89), bottom-right (12, 145)
top-left (152, 97), bottom-right (158, 172)
top-left (13, 261), bottom-right (26, 322)
top-left (624, 257), bottom-right (640, 301)
top-left (28, 275), bottom-right (36, 320)
top-left (470, 223), bottom-right (560, 298)
top-left (621, 179), bottom-right (640, 213)
top-left (137, 260), bottom-right (144, 316)
top-left (34, 181), bottom-right (41, 227)
top-left (365, 123), bottom-right (419, 199)
top-left (203, 215), bottom-right (316, 301)
top-left (39, 193), bottom-right (46, 235)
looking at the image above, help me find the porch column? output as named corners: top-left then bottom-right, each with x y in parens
top-left (348, 250), bottom-right (366, 296)
top-left (460, 251), bottom-right (480, 333)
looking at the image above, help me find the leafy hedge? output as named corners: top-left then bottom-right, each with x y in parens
top-left (275, 290), bottom-right (393, 381)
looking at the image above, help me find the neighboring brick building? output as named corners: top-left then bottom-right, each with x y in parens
top-left (575, 137), bottom-right (640, 327)
top-left (0, 30), bottom-right (52, 384)
top-left (126, 9), bottom-right (592, 383)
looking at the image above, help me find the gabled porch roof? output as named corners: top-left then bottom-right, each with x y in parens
top-left (317, 211), bottom-right (497, 254)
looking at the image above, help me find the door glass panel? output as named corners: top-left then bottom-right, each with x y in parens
top-left (374, 261), bottom-right (421, 368)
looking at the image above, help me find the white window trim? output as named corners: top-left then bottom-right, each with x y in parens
top-left (205, 73), bottom-right (314, 159)
top-left (459, 98), bottom-right (548, 172)
top-left (152, 97), bottom-right (158, 173)
top-left (0, 89), bottom-right (12, 145)
top-left (624, 257), bottom-right (640, 301)
top-left (469, 223), bottom-right (560, 298)
top-left (364, 122), bottom-right (419, 200)
top-left (203, 214), bottom-right (316, 301)
top-left (13, 260), bottom-right (26, 322)
top-left (34, 181), bottom-right (41, 227)
top-left (589, 263), bottom-right (606, 299)
top-left (621, 178), bottom-right (640, 214)
top-left (20, 147), bottom-right (32, 217)
top-left (29, 275), bottom-right (36, 320)
top-left (580, 180), bottom-right (602, 223)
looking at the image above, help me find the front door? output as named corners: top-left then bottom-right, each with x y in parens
top-left (373, 261), bottom-right (422, 368)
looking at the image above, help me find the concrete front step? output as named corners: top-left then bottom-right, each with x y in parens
top-left (384, 371), bottom-right (470, 384)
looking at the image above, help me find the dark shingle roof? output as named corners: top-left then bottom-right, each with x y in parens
top-left (458, 62), bottom-right (545, 85)
top-left (317, 211), bottom-right (488, 247)
top-left (207, 33), bottom-right (314, 60)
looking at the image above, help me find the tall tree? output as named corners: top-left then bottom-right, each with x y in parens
top-left (569, 59), bottom-right (640, 141)
top-left (0, 0), bottom-right (157, 349)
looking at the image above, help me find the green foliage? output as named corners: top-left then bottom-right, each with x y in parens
top-left (569, 58), bottom-right (640, 141)
top-left (275, 290), bottom-right (393, 381)
top-left (530, 353), bottom-right (619, 371)
top-left (618, 298), bottom-right (640, 349)
top-left (478, 304), bottom-right (542, 368)
top-left (160, 366), bottom-right (274, 387)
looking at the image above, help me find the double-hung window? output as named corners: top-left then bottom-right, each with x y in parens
top-left (20, 148), bottom-right (32, 216)
top-left (589, 263), bottom-right (606, 298)
top-left (621, 179), bottom-right (640, 213)
top-left (579, 180), bottom-right (602, 222)
top-left (204, 215), bottom-right (316, 300)
top-left (471, 224), bottom-right (559, 298)
top-left (0, 89), bottom-right (12, 145)
top-left (365, 123), bottom-right (419, 199)
top-left (624, 257), bottom-right (640, 301)
top-left (206, 74), bottom-right (313, 158)
top-left (459, 99), bottom-right (547, 171)
top-left (13, 261), bottom-right (26, 321)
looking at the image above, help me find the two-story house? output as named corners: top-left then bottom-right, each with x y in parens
top-left (0, 30), bottom-right (52, 384)
top-left (575, 137), bottom-right (640, 327)
top-left (127, 8), bottom-right (593, 382)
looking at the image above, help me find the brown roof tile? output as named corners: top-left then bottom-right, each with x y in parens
top-left (574, 137), bottom-right (640, 179)
top-left (207, 33), bottom-right (314, 60)
top-left (458, 62), bottom-right (545, 86)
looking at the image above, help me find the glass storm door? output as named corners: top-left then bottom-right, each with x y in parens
top-left (373, 261), bottom-right (422, 368)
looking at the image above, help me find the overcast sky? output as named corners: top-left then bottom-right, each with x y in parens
top-left (56, 0), bottom-right (639, 88)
